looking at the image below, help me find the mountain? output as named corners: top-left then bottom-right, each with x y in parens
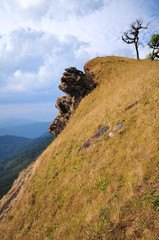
top-left (0, 56), bottom-right (159, 239)
top-left (0, 122), bottom-right (51, 138)
top-left (0, 135), bottom-right (54, 199)
top-left (40, 131), bottom-right (51, 137)
top-left (0, 135), bottom-right (28, 146)
top-left (0, 135), bottom-right (54, 160)
top-left (0, 135), bottom-right (29, 160)
top-left (0, 118), bottom-right (37, 128)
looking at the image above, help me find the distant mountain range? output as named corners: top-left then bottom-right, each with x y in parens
top-left (0, 135), bottom-right (52, 160)
top-left (0, 118), bottom-right (37, 127)
top-left (0, 121), bottom-right (51, 138)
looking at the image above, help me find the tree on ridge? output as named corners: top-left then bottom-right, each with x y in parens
top-left (122, 19), bottom-right (148, 60)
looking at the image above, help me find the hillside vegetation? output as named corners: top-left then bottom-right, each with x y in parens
top-left (0, 56), bottom-right (159, 240)
top-left (0, 135), bottom-right (52, 160)
top-left (0, 135), bottom-right (54, 199)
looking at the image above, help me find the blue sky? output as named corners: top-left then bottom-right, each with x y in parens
top-left (0, 0), bottom-right (159, 121)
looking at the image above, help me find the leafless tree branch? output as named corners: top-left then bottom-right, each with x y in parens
top-left (122, 19), bottom-right (148, 59)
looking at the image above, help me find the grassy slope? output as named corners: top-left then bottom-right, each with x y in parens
top-left (0, 56), bottom-right (159, 240)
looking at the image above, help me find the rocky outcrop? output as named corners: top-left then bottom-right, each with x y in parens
top-left (49, 67), bottom-right (96, 137)
top-left (79, 125), bottom-right (110, 151)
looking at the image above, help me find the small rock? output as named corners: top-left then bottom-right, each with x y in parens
top-left (93, 125), bottom-right (110, 139)
top-left (125, 100), bottom-right (140, 110)
top-left (109, 131), bottom-right (116, 137)
top-left (113, 123), bottom-right (124, 131)
top-left (80, 139), bottom-right (91, 151)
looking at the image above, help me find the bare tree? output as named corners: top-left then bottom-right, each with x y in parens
top-left (122, 19), bottom-right (148, 60)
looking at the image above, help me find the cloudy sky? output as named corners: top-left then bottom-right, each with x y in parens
top-left (0, 0), bottom-right (159, 122)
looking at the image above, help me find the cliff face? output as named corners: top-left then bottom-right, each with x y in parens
top-left (49, 67), bottom-right (96, 136)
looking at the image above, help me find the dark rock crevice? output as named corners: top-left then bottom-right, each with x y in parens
top-left (49, 67), bottom-right (96, 137)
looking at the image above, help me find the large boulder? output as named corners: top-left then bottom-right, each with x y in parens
top-left (49, 67), bottom-right (96, 137)
top-left (59, 67), bottom-right (96, 98)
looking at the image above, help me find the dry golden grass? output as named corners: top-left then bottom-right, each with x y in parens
top-left (0, 56), bottom-right (159, 240)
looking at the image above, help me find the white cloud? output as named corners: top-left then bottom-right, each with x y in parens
top-left (39, 0), bottom-right (158, 58)
top-left (0, 0), bottom-right (107, 23)
top-left (0, 28), bottom-right (90, 97)
top-left (0, 0), bottom-right (159, 121)
top-left (0, 0), bottom-right (158, 100)
top-left (17, 0), bottom-right (46, 10)
top-left (45, 0), bottom-right (106, 20)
